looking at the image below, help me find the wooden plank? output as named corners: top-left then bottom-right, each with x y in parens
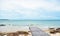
top-left (29, 27), bottom-right (50, 36)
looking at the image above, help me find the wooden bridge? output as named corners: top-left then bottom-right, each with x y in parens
top-left (29, 27), bottom-right (50, 36)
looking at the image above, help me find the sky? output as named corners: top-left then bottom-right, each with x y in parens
top-left (0, 0), bottom-right (60, 20)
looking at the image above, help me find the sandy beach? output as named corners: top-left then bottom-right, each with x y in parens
top-left (42, 28), bottom-right (60, 36)
top-left (0, 25), bottom-right (60, 36)
top-left (0, 26), bottom-right (32, 36)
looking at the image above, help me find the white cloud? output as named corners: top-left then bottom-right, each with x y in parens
top-left (0, 0), bottom-right (60, 19)
top-left (0, 0), bottom-right (60, 11)
top-left (15, 10), bottom-right (40, 18)
top-left (39, 15), bottom-right (59, 19)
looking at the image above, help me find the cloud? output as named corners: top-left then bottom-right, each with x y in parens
top-left (0, 0), bottom-right (60, 19)
top-left (1, 0), bottom-right (60, 10)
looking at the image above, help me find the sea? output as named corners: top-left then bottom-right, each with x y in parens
top-left (0, 20), bottom-right (60, 28)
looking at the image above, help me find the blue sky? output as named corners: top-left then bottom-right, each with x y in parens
top-left (0, 0), bottom-right (60, 20)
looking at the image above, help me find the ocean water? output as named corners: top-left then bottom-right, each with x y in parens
top-left (0, 20), bottom-right (60, 27)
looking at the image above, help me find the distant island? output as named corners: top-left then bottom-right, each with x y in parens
top-left (0, 19), bottom-right (60, 21)
top-left (0, 19), bottom-right (9, 20)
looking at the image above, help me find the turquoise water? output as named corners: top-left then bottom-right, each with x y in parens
top-left (0, 20), bottom-right (60, 27)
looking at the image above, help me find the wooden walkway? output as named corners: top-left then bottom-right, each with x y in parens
top-left (29, 27), bottom-right (50, 36)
